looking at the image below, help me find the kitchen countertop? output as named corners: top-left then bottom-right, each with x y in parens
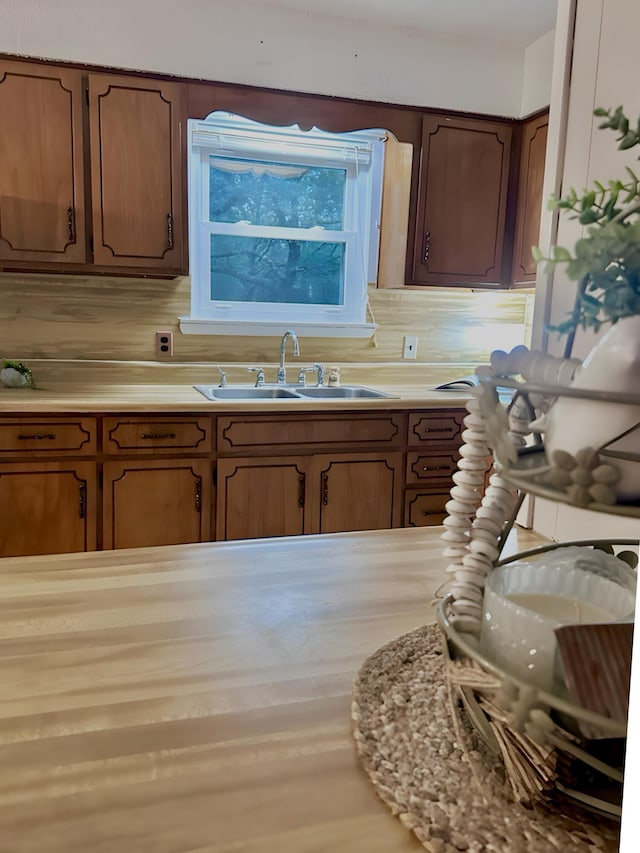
top-left (0, 360), bottom-right (478, 413)
top-left (0, 525), bottom-right (547, 852)
top-left (0, 381), bottom-right (473, 413)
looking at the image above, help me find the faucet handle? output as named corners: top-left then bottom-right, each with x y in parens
top-left (248, 367), bottom-right (265, 387)
top-left (297, 366), bottom-right (317, 387)
top-left (216, 366), bottom-right (227, 388)
top-left (313, 363), bottom-right (326, 386)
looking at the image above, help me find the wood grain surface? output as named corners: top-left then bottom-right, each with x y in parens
top-left (0, 525), bottom-right (546, 852)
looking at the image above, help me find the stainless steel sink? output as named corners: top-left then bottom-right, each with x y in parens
top-left (194, 383), bottom-right (397, 401)
top-left (297, 385), bottom-right (396, 399)
top-left (194, 385), bottom-right (301, 400)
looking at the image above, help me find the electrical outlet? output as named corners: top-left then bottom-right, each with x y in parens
top-left (403, 335), bottom-right (418, 359)
top-left (155, 330), bottom-right (174, 358)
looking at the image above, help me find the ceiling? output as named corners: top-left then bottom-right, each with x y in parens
top-left (253, 0), bottom-right (558, 48)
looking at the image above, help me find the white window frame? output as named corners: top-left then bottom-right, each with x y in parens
top-left (180, 113), bottom-right (383, 337)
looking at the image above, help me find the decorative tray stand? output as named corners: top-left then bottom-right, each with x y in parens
top-left (437, 344), bottom-right (639, 822)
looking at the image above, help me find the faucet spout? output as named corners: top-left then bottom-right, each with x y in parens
top-left (277, 330), bottom-right (300, 384)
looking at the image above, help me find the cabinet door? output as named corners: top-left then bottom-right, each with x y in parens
top-left (511, 112), bottom-right (549, 284)
top-left (412, 114), bottom-right (512, 285)
top-left (0, 462), bottom-right (96, 557)
top-left (88, 75), bottom-right (185, 272)
top-left (103, 459), bottom-right (210, 549)
top-left (216, 456), bottom-right (312, 541)
top-left (0, 60), bottom-right (86, 264)
top-left (316, 452), bottom-right (402, 534)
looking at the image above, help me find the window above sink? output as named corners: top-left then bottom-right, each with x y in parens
top-left (180, 112), bottom-right (382, 338)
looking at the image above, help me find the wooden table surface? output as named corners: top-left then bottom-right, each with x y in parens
top-left (0, 525), bottom-right (544, 852)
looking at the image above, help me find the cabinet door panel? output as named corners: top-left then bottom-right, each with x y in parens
top-left (316, 453), bottom-right (402, 534)
top-left (412, 115), bottom-right (512, 285)
top-left (512, 113), bottom-right (549, 284)
top-left (103, 459), bottom-right (210, 549)
top-left (0, 462), bottom-right (96, 557)
top-left (0, 61), bottom-right (85, 263)
top-left (217, 457), bottom-right (311, 541)
top-left (89, 75), bottom-right (184, 271)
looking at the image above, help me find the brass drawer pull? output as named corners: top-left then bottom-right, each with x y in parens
top-left (67, 205), bottom-right (74, 242)
top-left (140, 432), bottom-right (177, 440)
top-left (194, 477), bottom-right (202, 513)
top-left (421, 509), bottom-right (444, 516)
top-left (298, 474), bottom-right (305, 508)
top-left (422, 465), bottom-right (448, 472)
top-left (17, 433), bottom-right (56, 441)
top-left (79, 484), bottom-right (86, 519)
top-left (422, 426), bottom-right (453, 433)
top-left (322, 473), bottom-right (329, 506)
top-left (167, 212), bottom-right (174, 250)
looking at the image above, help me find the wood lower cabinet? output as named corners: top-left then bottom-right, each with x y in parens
top-left (0, 407), bottom-right (465, 555)
top-left (317, 453), bottom-right (402, 533)
top-left (102, 459), bottom-right (211, 549)
top-left (216, 456), bottom-right (311, 541)
top-left (404, 409), bottom-right (466, 527)
top-left (0, 461), bottom-right (96, 557)
top-left (217, 451), bottom-right (403, 541)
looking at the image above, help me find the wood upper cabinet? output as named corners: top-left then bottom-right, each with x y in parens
top-left (0, 60), bottom-right (86, 264)
top-left (88, 75), bottom-right (185, 272)
top-left (511, 111), bottom-right (549, 285)
top-left (102, 458), bottom-right (211, 549)
top-left (0, 461), bottom-right (96, 557)
top-left (411, 114), bottom-right (513, 286)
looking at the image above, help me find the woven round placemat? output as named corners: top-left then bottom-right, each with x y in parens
top-left (351, 623), bottom-right (621, 853)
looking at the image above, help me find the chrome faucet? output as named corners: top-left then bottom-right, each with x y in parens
top-left (277, 330), bottom-right (300, 384)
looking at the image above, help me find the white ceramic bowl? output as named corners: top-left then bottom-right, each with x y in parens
top-left (480, 557), bottom-right (636, 692)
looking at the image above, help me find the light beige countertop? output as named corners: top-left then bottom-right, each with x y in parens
top-left (0, 382), bottom-right (473, 413)
top-left (0, 524), bottom-right (547, 853)
top-left (0, 361), bottom-right (477, 413)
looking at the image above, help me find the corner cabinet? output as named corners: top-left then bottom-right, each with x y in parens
top-left (411, 114), bottom-right (513, 286)
top-left (511, 111), bottom-right (549, 285)
top-left (0, 59), bottom-right (186, 276)
top-left (88, 75), bottom-right (185, 272)
top-left (0, 61), bottom-right (86, 264)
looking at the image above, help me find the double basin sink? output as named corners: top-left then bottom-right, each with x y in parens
top-left (194, 384), bottom-right (397, 401)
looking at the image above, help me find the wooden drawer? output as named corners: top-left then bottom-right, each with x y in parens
top-left (0, 418), bottom-right (96, 455)
top-left (404, 490), bottom-right (449, 527)
top-left (218, 413), bottom-right (403, 452)
top-left (103, 417), bottom-right (212, 453)
top-left (406, 450), bottom-right (460, 487)
top-left (408, 410), bottom-right (464, 447)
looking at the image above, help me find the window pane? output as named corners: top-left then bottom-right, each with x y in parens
top-left (210, 235), bottom-right (344, 305)
top-left (209, 157), bottom-right (345, 229)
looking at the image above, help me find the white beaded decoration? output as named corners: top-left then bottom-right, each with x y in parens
top-left (440, 345), bottom-right (583, 635)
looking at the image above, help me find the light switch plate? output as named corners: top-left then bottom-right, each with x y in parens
top-left (403, 335), bottom-right (418, 359)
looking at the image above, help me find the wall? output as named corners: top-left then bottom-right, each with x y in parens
top-left (0, 271), bottom-right (533, 369)
top-left (521, 29), bottom-right (556, 117)
top-left (0, 0), bottom-right (538, 118)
